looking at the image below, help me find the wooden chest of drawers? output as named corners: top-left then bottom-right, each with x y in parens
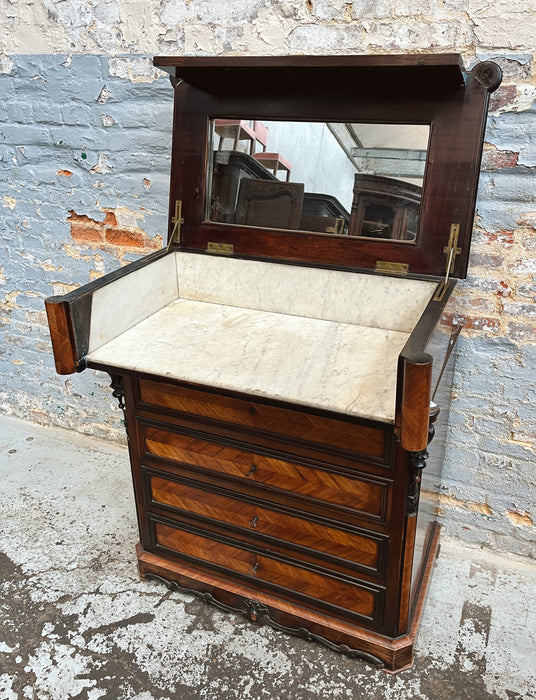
top-left (117, 375), bottom-right (439, 670)
top-left (44, 54), bottom-right (500, 673)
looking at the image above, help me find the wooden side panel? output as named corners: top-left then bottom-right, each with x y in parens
top-left (138, 379), bottom-right (386, 461)
top-left (397, 513), bottom-right (418, 633)
top-left (44, 299), bottom-right (77, 374)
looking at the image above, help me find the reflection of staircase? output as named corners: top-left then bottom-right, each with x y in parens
top-left (214, 119), bottom-right (293, 181)
top-left (253, 152), bottom-right (292, 181)
top-left (214, 119), bottom-right (268, 155)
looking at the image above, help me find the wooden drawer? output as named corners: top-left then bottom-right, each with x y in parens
top-left (150, 517), bottom-right (383, 625)
top-left (141, 423), bottom-right (391, 524)
top-left (146, 470), bottom-right (386, 576)
top-left (138, 379), bottom-right (388, 462)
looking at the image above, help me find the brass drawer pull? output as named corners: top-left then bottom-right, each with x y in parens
top-left (249, 515), bottom-right (259, 528)
top-left (245, 463), bottom-right (257, 477)
top-left (248, 562), bottom-right (259, 576)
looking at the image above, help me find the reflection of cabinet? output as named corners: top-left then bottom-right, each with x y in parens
top-left (301, 193), bottom-right (350, 235)
top-left (211, 152), bottom-right (350, 234)
top-left (236, 179), bottom-right (304, 230)
top-left (349, 175), bottom-right (422, 241)
top-left (211, 151), bottom-right (277, 223)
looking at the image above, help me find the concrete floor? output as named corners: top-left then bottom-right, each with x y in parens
top-left (0, 414), bottom-right (535, 700)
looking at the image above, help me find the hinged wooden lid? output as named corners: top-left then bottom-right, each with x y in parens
top-left (154, 54), bottom-right (501, 279)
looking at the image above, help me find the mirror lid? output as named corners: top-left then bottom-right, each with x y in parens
top-left (155, 55), bottom-right (502, 279)
top-left (154, 54), bottom-right (467, 95)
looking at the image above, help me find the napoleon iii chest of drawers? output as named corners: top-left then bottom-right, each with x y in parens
top-left (45, 54), bottom-right (501, 671)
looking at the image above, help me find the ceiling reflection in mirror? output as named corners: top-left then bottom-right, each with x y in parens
top-left (207, 120), bottom-right (430, 242)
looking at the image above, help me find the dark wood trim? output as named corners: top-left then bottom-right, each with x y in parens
top-left (378, 441), bottom-right (412, 637)
top-left (181, 247), bottom-right (443, 284)
top-left (154, 54), bottom-right (466, 97)
top-left (397, 512), bottom-right (418, 633)
top-left (157, 58), bottom-right (500, 277)
top-left (155, 53), bottom-right (465, 70)
top-left (123, 376), bottom-right (152, 550)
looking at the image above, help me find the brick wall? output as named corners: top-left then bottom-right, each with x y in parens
top-left (0, 55), bottom-right (173, 440)
top-left (0, 1), bottom-right (535, 556)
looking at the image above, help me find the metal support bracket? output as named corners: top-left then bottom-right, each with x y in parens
top-left (433, 223), bottom-right (461, 301)
top-left (166, 200), bottom-right (184, 251)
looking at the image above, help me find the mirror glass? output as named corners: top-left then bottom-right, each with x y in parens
top-left (207, 120), bottom-right (430, 242)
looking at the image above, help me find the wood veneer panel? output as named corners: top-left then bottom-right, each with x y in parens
top-left (149, 475), bottom-right (380, 571)
top-left (44, 299), bottom-right (77, 375)
top-left (153, 521), bottom-right (379, 621)
top-left (142, 424), bottom-right (388, 521)
top-left (138, 379), bottom-right (386, 459)
top-left (400, 360), bottom-right (433, 452)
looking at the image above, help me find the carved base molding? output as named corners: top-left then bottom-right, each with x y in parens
top-left (136, 539), bottom-right (442, 672)
top-left (144, 571), bottom-right (384, 668)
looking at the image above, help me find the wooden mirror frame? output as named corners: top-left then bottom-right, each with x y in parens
top-left (155, 55), bottom-right (502, 278)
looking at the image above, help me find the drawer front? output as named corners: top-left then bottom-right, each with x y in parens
top-left (152, 518), bottom-right (382, 624)
top-left (142, 423), bottom-right (390, 523)
top-left (138, 379), bottom-right (387, 461)
top-left (148, 472), bottom-right (385, 574)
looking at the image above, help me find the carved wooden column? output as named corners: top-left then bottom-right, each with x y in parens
top-left (406, 402), bottom-right (440, 516)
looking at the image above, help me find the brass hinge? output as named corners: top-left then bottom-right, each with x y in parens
top-left (166, 200), bottom-right (184, 252)
top-left (206, 242), bottom-right (234, 255)
top-left (375, 261), bottom-right (409, 276)
top-left (433, 223), bottom-right (461, 301)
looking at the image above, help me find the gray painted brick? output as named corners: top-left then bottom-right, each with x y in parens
top-left (1, 51), bottom-right (535, 562)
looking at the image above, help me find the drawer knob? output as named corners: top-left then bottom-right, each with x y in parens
top-left (249, 515), bottom-right (259, 528)
top-left (245, 463), bottom-right (257, 477)
top-left (248, 562), bottom-right (260, 576)
top-left (249, 405), bottom-right (258, 416)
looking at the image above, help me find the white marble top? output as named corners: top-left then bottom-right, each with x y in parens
top-left (87, 298), bottom-right (411, 422)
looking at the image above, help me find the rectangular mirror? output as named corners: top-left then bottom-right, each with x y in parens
top-left (207, 120), bottom-right (430, 242)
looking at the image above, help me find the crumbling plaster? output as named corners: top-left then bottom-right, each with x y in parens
top-left (0, 0), bottom-right (536, 58)
top-left (0, 1), bottom-right (535, 557)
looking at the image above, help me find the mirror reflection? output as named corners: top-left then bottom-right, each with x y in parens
top-left (208, 120), bottom-right (430, 241)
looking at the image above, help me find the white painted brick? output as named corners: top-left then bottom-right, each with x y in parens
top-left (288, 23), bottom-right (365, 53)
top-left (310, 0), bottom-right (346, 22)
